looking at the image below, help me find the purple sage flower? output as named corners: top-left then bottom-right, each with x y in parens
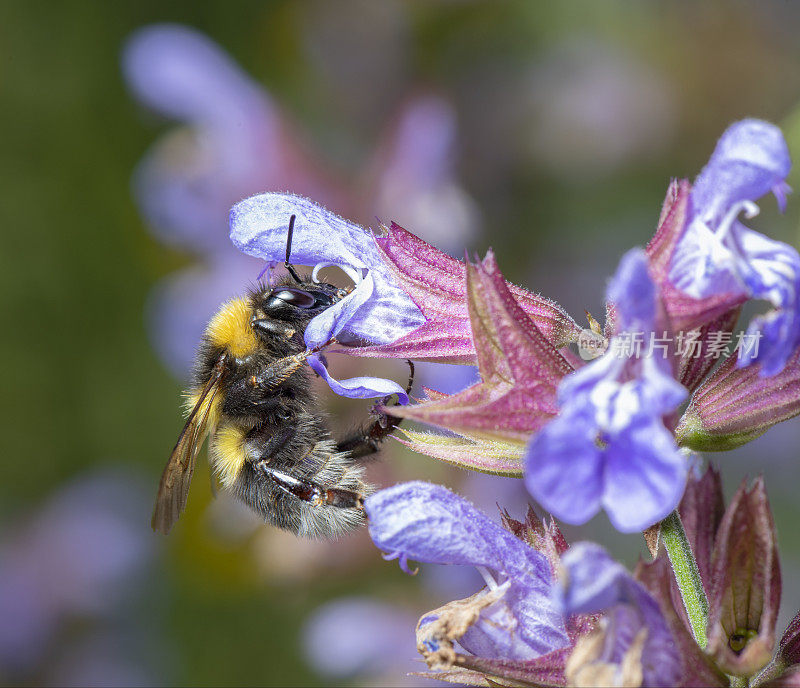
top-left (669, 119), bottom-right (800, 376)
top-left (525, 249), bottom-right (688, 533)
top-left (557, 542), bottom-right (680, 687)
top-left (230, 193), bottom-right (425, 399)
top-left (0, 470), bottom-right (154, 677)
top-left (365, 481), bottom-right (569, 661)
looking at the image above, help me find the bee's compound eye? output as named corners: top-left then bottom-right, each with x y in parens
top-left (269, 288), bottom-right (317, 309)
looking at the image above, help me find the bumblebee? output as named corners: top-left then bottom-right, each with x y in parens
top-left (153, 216), bottom-right (409, 537)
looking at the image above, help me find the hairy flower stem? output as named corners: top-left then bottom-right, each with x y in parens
top-left (660, 510), bottom-right (709, 648)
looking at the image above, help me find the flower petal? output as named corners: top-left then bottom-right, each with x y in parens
top-left (365, 482), bottom-right (548, 585)
top-left (303, 273), bottom-right (374, 349)
top-left (524, 406), bottom-right (604, 526)
top-left (230, 193), bottom-right (425, 346)
top-left (606, 248), bottom-right (656, 333)
top-left (307, 354), bottom-right (409, 402)
top-left (733, 225), bottom-right (800, 375)
top-left (601, 418), bottom-right (688, 533)
top-left (460, 586), bottom-right (568, 660)
top-left (691, 119), bottom-right (791, 221)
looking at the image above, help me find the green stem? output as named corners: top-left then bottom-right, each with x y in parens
top-left (660, 510), bottom-right (709, 648)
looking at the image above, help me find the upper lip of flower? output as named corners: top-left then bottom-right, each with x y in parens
top-left (228, 192), bottom-right (426, 399)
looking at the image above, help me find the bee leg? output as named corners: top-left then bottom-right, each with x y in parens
top-left (337, 361), bottom-right (414, 461)
top-left (249, 352), bottom-right (310, 391)
top-left (336, 411), bottom-right (404, 460)
top-left (255, 461), bottom-right (364, 510)
top-left (248, 340), bottom-right (337, 392)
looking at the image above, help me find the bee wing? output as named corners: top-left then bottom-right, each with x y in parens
top-left (152, 360), bottom-right (226, 534)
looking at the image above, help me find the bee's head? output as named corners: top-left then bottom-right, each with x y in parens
top-left (252, 280), bottom-right (348, 325)
top-left (249, 214), bottom-right (350, 332)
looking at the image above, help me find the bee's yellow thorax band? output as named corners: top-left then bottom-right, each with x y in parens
top-left (206, 298), bottom-right (259, 358)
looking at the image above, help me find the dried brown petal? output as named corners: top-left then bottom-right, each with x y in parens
top-left (565, 627), bottom-right (646, 688)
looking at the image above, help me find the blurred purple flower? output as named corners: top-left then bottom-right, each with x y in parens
top-left (525, 249), bottom-right (688, 533)
top-left (370, 96), bottom-right (480, 254)
top-left (365, 481), bottom-right (569, 661)
top-left (123, 23), bottom-right (343, 252)
top-left (46, 634), bottom-right (155, 688)
top-left (669, 119), bottom-right (800, 376)
top-left (303, 597), bottom-right (424, 685)
top-left (0, 470), bottom-right (153, 676)
top-left (124, 24), bottom-right (478, 384)
top-left (557, 542), bottom-right (680, 687)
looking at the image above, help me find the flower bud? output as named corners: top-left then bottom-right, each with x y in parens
top-left (676, 350), bottom-right (800, 452)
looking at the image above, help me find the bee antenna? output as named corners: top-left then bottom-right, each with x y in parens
top-left (284, 214), bottom-right (303, 284)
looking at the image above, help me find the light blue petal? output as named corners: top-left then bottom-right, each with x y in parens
top-left (740, 306), bottom-right (800, 377)
top-left (602, 419), bottom-right (688, 533)
top-left (365, 482), bottom-right (547, 584)
top-left (557, 543), bottom-right (636, 615)
top-left (606, 249), bottom-right (656, 332)
top-left (692, 119), bottom-right (791, 223)
top-left (636, 356), bottom-right (687, 414)
top-left (668, 216), bottom-right (749, 300)
top-left (557, 349), bottom-right (622, 406)
top-left (732, 223), bottom-right (800, 375)
top-left (459, 586), bottom-right (569, 660)
top-left (304, 274), bottom-right (374, 349)
top-left (307, 354), bottom-right (408, 402)
top-left (524, 406), bottom-right (604, 526)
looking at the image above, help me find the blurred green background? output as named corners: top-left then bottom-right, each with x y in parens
top-left (3, 1), bottom-right (800, 685)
